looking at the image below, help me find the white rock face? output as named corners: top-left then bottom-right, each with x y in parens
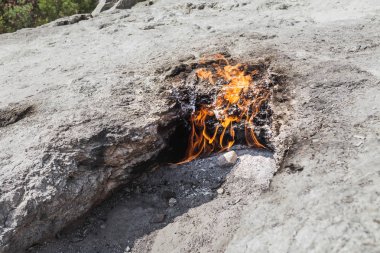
top-left (233, 153), bottom-right (276, 189)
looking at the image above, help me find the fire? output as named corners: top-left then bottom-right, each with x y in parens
top-left (179, 55), bottom-right (271, 164)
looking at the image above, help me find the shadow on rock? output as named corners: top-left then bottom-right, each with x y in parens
top-left (28, 149), bottom-right (274, 253)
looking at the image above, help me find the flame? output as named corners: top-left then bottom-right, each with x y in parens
top-left (178, 55), bottom-right (271, 164)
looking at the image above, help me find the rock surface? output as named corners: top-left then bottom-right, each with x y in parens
top-left (217, 151), bottom-right (238, 167)
top-left (27, 149), bottom-right (275, 253)
top-left (0, 0), bottom-right (379, 252)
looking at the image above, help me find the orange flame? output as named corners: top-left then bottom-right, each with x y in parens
top-left (179, 55), bottom-right (271, 164)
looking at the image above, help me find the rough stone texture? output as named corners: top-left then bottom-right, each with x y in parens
top-left (0, 0), bottom-right (379, 252)
top-left (149, 150), bottom-right (276, 253)
top-left (92, 0), bottom-right (146, 16)
top-left (217, 151), bottom-right (238, 167)
top-left (28, 149), bottom-right (275, 253)
top-left (0, 104), bottom-right (33, 127)
top-left (226, 71), bottom-right (380, 252)
top-left (53, 14), bottom-right (93, 26)
top-left (0, 78), bottom-right (175, 253)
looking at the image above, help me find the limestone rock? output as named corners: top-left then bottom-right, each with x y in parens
top-left (1, 0), bottom-right (379, 252)
top-left (217, 151), bottom-right (238, 167)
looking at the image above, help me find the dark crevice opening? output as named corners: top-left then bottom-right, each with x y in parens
top-left (155, 104), bottom-right (273, 166)
top-left (156, 116), bottom-right (192, 165)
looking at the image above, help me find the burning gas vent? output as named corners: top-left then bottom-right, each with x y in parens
top-left (166, 54), bottom-right (274, 164)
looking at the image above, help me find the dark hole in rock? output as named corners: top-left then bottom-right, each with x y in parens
top-left (155, 117), bottom-right (191, 164)
top-left (157, 108), bottom-right (272, 165)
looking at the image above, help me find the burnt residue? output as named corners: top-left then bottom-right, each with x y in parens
top-left (164, 55), bottom-right (276, 161)
top-left (165, 53), bottom-right (232, 80)
top-left (149, 55), bottom-right (289, 165)
top-left (0, 104), bottom-right (34, 127)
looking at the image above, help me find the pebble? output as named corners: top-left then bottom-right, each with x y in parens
top-left (217, 151), bottom-right (238, 167)
top-left (217, 188), bottom-right (224, 194)
top-left (168, 198), bottom-right (177, 207)
top-left (125, 246), bottom-right (131, 252)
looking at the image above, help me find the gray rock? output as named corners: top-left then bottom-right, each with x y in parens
top-left (92, 0), bottom-right (146, 15)
top-left (0, 0), bottom-right (379, 252)
top-left (0, 104), bottom-right (33, 127)
top-left (168, 198), bottom-right (177, 207)
top-left (53, 14), bottom-right (92, 26)
top-left (116, 0), bottom-right (146, 9)
top-left (217, 151), bottom-right (238, 167)
top-left (0, 19), bottom-right (183, 250)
